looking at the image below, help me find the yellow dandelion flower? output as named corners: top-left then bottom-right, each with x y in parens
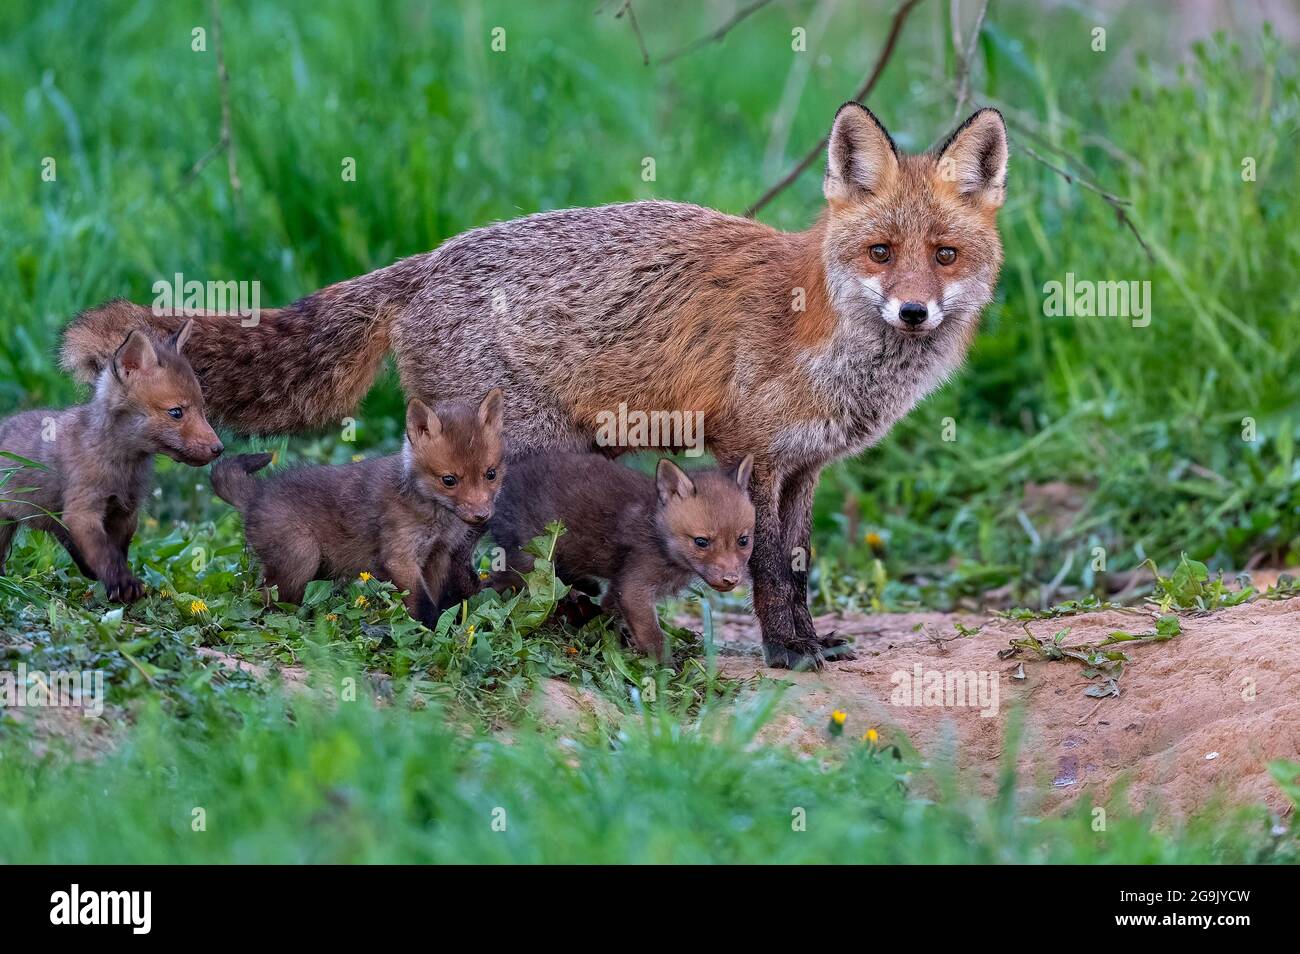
top-left (831, 710), bottom-right (847, 726)
top-left (189, 599), bottom-right (209, 615)
top-left (864, 728), bottom-right (879, 744)
top-left (325, 613), bottom-right (338, 622)
top-left (358, 571), bottom-right (373, 582)
top-left (355, 595), bottom-right (368, 608)
top-left (865, 531), bottom-right (884, 548)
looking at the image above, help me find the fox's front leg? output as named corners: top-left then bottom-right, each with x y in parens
top-left (435, 533), bottom-right (481, 613)
top-left (382, 552), bottom-right (439, 628)
top-left (63, 506), bottom-right (143, 602)
top-left (780, 466), bottom-right (855, 661)
top-left (603, 563), bottom-right (670, 664)
top-left (744, 461), bottom-right (824, 670)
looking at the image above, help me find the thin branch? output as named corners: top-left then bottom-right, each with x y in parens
top-left (745, 0), bottom-right (925, 218)
top-left (213, 0), bottom-right (241, 201)
top-left (614, 0), bottom-right (650, 67)
top-left (179, 0), bottom-right (241, 207)
top-left (659, 0), bottom-right (775, 66)
top-left (1016, 141), bottom-right (1153, 261)
top-left (949, 0), bottom-right (989, 121)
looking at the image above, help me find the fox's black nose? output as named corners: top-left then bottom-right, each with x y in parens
top-left (210, 442), bottom-right (224, 458)
top-left (899, 302), bottom-right (928, 326)
top-left (467, 511), bottom-right (490, 525)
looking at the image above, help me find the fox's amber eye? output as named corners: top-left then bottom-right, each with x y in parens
top-left (167, 407), bottom-right (184, 420)
top-left (441, 475), bottom-right (458, 488)
top-left (738, 534), bottom-right (750, 547)
top-left (935, 247), bottom-right (957, 266)
top-left (693, 536), bottom-right (710, 549)
top-left (485, 468), bottom-right (497, 481)
top-left (868, 244), bottom-right (891, 264)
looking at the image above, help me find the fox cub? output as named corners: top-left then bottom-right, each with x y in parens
top-left (211, 389), bottom-right (505, 625)
top-left (0, 320), bottom-right (223, 601)
top-left (487, 452), bottom-right (755, 661)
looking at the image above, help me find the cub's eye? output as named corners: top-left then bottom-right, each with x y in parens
top-left (868, 244), bottom-right (891, 264)
top-left (441, 475), bottom-right (458, 488)
top-left (167, 407), bottom-right (184, 420)
top-left (692, 536), bottom-right (710, 549)
top-left (485, 468), bottom-right (497, 481)
top-left (738, 534), bottom-right (750, 547)
top-left (935, 247), bottom-right (957, 266)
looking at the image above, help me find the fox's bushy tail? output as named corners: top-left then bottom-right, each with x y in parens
top-left (61, 257), bottom-right (427, 434)
top-left (210, 453), bottom-right (274, 511)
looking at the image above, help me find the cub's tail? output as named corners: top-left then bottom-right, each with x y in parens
top-left (61, 256), bottom-right (428, 434)
top-left (210, 453), bottom-right (274, 511)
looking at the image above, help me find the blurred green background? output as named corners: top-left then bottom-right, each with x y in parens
top-left (2, 0), bottom-right (1297, 609)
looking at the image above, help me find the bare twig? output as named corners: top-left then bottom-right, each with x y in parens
top-left (1016, 141), bottom-right (1153, 261)
top-left (613, 0), bottom-right (650, 67)
top-left (762, 0), bottom-right (840, 180)
top-left (745, 0), bottom-right (925, 218)
top-left (949, 0), bottom-right (990, 121)
top-left (659, 0), bottom-right (776, 65)
top-left (180, 0), bottom-right (241, 206)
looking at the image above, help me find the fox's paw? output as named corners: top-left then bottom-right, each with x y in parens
top-left (762, 638), bottom-right (826, 671)
top-left (818, 631), bottom-right (857, 661)
top-left (106, 574), bottom-right (145, 603)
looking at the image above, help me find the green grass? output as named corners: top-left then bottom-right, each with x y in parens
top-left (2, 683), bottom-right (1294, 864)
top-left (1, 0), bottom-right (1298, 862)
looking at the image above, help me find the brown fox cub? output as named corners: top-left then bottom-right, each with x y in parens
top-left (0, 320), bottom-right (222, 601)
top-left (211, 389), bottom-right (505, 625)
top-left (63, 106), bottom-right (1009, 669)
top-left (487, 453), bottom-right (755, 661)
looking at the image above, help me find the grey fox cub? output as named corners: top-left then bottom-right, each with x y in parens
top-left (211, 389), bottom-right (504, 625)
top-left (0, 320), bottom-right (223, 601)
top-left (487, 452), bottom-right (755, 661)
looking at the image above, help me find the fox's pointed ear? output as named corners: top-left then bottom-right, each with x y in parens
top-left (937, 108), bottom-right (1008, 208)
top-left (169, 318), bottom-right (194, 354)
top-left (406, 398), bottom-right (441, 441)
top-left (824, 102), bottom-right (899, 203)
top-left (112, 330), bottom-right (158, 379)
top-left (478, 387), bottom-right (504, 430)
top-left (732, 454), bottom-right (754, 492)
top-left (655, 459), bottom-right (695, 505)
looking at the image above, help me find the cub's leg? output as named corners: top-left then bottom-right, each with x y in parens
top-left (259, 531), bottom-right (322, 606)
top-left (604, 557), bottom-right (670, 663)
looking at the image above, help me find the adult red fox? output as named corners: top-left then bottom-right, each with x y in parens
top-left (62, 104), bottom-right (1009, 669)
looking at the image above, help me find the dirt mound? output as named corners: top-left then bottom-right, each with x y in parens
top-left (710, 598), bottom-right (1300, 819)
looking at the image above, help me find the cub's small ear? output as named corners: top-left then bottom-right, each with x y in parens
top-left (113, 329), bottom-right (159, 379)
top-left (406, 398), bottom-right (442, 441)
top-left (478, 387), bottom-right (504, 429)
top-left (824, 102), bottom-right (899, 204)
top-left (732, 454), bottom-right (755, 492)
top-left (655, 459), bottom-right (696, 505)
top-left (169, 318), bottom-right (195, 354)
top-left (936, 108), bottom-right (1008, 208)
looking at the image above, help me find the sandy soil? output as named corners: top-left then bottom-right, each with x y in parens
top-left (699, 598), bottom-right (1300, 819)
